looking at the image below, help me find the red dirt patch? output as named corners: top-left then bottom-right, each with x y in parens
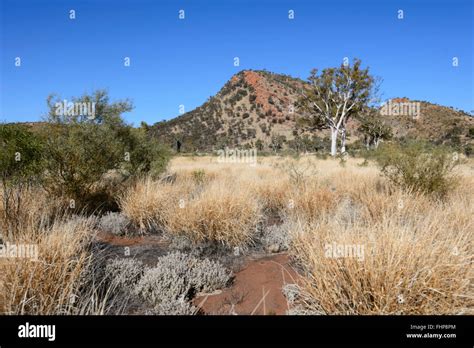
top-left (243, 71), bottom-right (274, 112)
top-left (193, 253), bottom-right (299, 315)
top-left (95, 231), bottom-right (168, 247)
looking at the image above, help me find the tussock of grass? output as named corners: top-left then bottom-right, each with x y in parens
top-left (0, 186), bottom-right (66, 239)
top-left (0, 216), bottom-right (98, 314)
top-left (118, 177), bottom-right (196, 233)
top-left (164, 180), bottom-right (262, 247)
top-left (289, 187), bottom-right (474, 314)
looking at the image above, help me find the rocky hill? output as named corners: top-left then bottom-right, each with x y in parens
top-left (150, 70), bottom-right (473, 153)
top-left (150, 70), bottom-right (307, 151)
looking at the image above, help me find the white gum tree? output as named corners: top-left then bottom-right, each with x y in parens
top-left (299, 59), bottom-right (376, 156)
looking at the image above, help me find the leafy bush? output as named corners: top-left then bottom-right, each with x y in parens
top-left (38, 90), bottom-right (170, 210)
top-left (0, 124), bottom-right (43, 184)
top-left (468, 127), bottom-right (474, 139)
top-left (375, 141), bottom-right (458, 197)
top-left (463, 144), bottom-right (473, 157)
top-left (0, 124), bottom-right (44, 235)
top-left (121, 127), bottom-right (170, 179)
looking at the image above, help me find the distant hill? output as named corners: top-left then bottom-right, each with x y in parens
top-left (150, 70), bottom-right (473, 153)
top-left (371, 98), bottom-right (473, 144)
top-left (5, 72), bottom-right (473, 154)
top-left (149, 70), bottom-right (307, 151)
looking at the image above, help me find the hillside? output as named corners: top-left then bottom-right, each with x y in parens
top-left (149, 70), bottom-right (307, 151)
top-left (150, 70), bottom-right (473, 153)
top-left (375, 98), bottom-right (473, 144)
top-left (6, 70), bottom-right (474, 154)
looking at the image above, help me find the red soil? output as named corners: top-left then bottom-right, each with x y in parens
top-left (95, 231), bottom-right (167, 247)
top-left (193, 253), bottom-right (300, 315)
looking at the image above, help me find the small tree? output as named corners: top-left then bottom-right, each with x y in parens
top-left (358, 109), bottom-right (393, 149)
top-left (298, 59), bottom-right (377, 156)
top-left (40, 90), bottom-right (168, 208)
top-left (270, 133), bottom-right (286, 152)
top-left (255, 139), bottom-right (264, 151)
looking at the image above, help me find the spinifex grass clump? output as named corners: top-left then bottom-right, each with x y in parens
top-left (164, 180), bottom-right (262, 247)
top-left (288, 176), bottom-right (473, 315)
top-left (119, 177), bottom-right (196, 233)
top-left (0, 216), bottom-right (97, 314)
top-left (119, 173), bottom-right (262, 246)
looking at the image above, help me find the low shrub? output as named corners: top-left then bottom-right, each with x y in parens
top-left (99, 212), bottom-right (130, 236)
top-left (105, 258), bottom-right (145, 290)
top-left (134, 252), bottom-right (231, 314)
top-left (375, 141), bottom-right (459, 197)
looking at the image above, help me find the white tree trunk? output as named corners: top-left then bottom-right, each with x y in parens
top-left (374, 137), bottom-right (381, 149)
top-left (330, 127), bottom-right (338, 157)
top-left (340, 128), bottom-right (347, 154)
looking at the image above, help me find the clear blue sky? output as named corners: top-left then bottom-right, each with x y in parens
top-left (1, 0), bottom-right (473, 125)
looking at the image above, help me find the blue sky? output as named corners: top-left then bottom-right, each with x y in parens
top-left (1, 0), bottom-right (473, 125)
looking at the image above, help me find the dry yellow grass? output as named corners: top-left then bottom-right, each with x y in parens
top-left (164, 179), bottom-right (262, 246)
top-left (120, 174), bottom-right (262, 246)
top-left (123, 155), bottom-right (472, 314)
top-left (290, 209), bottom-right (473, 314)
top-left (285, 161), bottom-right (474, 314)
top-left (0, 185), bottom-right (126, 315)
top-left (1, 155), bottom-right (472, 315)
top-left (0, 214), bottom-right (96, 314)
top-left (0, 186), bottom-right (66, 239)
top-left (118, 177), bottom-right (196, 233)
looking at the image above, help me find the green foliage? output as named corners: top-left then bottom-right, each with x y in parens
top-left (463, 144), bottom-right (473, 157)
top-left (0, 124), bottom-right (44, 235)
top-left (270, 133), bottom-right (286, 152)
top-left (375, 141), bottom-right (459, 197)
top-left (468, 127), bottom-right (474, 139)
top-left (39, 90), bottom-right (169, 209)
top-left (298, 59), bottom-right (376, 129)
top-left (0, 124), bottom-right (43, 185)
top-left (122, 127), bottom-right (170, 179)
top-left (358, 109), bottom-right (393, 149)
top-left (298, 58), bottom-right (377, 156)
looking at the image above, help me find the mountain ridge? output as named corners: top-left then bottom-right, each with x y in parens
top-left (150, 69), bottom-right (474, 153)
